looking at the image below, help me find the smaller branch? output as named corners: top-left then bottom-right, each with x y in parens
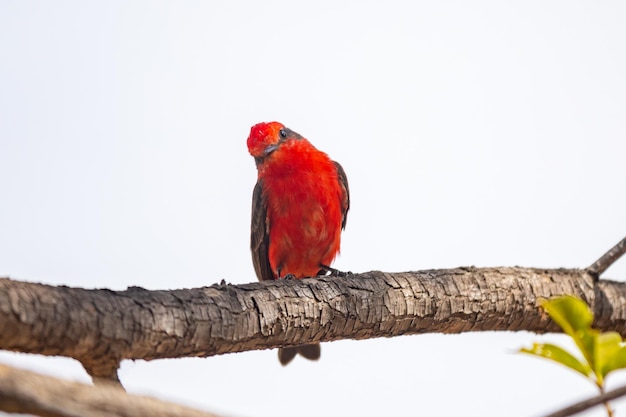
top-left (0, 364), bottom-right (223, 417)
top-left (80, 358), bottom-right (123, 388)
top-left (587, 236), bottom-right (626, 280)
top-left (543, 384), bottom-right (626, 417)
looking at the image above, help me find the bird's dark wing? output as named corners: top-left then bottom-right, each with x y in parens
top-left (251, 180), bottom-right (275, 281)
top-left (334, 161), bottom-right (350, 230)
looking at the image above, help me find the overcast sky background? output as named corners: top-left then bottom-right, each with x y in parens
top-left (1, 2), bottom-right (626, 416)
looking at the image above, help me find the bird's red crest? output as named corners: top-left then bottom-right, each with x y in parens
top-left (247, 121), bottom-right (284, 158)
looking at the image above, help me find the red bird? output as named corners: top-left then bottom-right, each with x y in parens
top-left (247, 121), bottom-right (350, 365)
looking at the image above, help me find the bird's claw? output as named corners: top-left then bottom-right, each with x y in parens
top-left (320, 265), bottom-right (352, 277)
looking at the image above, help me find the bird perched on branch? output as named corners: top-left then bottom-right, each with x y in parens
top-left (247, 121), bottom-right (350, 365)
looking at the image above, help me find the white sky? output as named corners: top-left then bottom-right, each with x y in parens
top-left (1, 1), bottom-right (625, 416)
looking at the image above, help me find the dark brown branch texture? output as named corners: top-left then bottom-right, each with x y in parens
top-left (2, 266), bottom-right (626, 382)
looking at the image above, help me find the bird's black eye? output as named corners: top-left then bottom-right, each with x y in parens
top-left (279, 129), bottom-right (287, 138)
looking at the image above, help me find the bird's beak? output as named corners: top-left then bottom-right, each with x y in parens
top-left (264, 144), bottom-right (279, 156)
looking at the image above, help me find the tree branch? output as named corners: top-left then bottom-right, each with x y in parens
top-left (543, 384), bottom-right (626, 417)
top-left (2, 266), bottom-right (626, 384)
top-left (587, 236), bottom-right (626, 279)
top-left (0, 363), bottom-right (222, 417)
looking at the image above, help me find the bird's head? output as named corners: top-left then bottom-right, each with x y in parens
top-left (247, 121), bottom-right (302, 166)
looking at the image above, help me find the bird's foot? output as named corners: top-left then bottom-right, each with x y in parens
top-left (320, 265), bottom-right (352, 277)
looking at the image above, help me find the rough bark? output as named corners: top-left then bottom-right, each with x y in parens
top-left (0, 363), bottom-right (222, 417)
top-left (2, 266), bottom-right (626, 383)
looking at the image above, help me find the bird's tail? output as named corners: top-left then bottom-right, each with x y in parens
top-left (278, 344), bottom-right (321, 366)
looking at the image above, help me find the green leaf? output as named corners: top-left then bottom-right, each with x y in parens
top-left (541, 296), bottom-right (593, 337)
top-left (604, 345), bottom-right (626, 377)
top-left (520, 342), bottom-right (591, 378)
top-left (527, 295), bottom-right (626, 388)
top-left (542, 296), bottom-right (597, 369)
top-left (595, 332), bottom-right (626, 380)
top-left (575, 328), bottom-right (598, 373)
